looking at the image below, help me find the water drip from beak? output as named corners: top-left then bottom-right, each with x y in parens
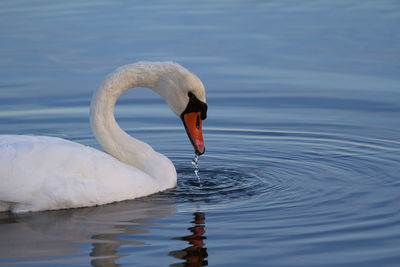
top-left (192, 154), bottom-right (201, 186)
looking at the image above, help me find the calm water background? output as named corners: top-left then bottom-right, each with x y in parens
top-left (1, 0), bottom-right (400, 266)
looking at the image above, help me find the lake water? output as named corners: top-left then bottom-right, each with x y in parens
top-left (1, 0), bottom-right (400, 266)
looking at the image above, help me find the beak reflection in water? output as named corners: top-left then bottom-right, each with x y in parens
top-left (169, 212), bottom-right (208, 266)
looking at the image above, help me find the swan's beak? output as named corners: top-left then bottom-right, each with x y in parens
top-left (182, 112), bottom-right (205, 156)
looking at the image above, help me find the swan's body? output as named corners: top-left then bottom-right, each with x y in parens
top-left (0, 62), bottom-right (207, 213)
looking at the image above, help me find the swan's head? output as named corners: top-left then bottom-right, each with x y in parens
top-left (156, 63), bottom-right (208, 155)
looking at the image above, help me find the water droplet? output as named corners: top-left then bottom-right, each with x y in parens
top-left (192, 154), bottom-right (201, 186)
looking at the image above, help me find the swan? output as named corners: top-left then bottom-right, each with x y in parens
top-left (0, 61), bottom-right (208, 213)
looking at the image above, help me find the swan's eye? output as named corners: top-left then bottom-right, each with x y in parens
top-left (182, 91), bottom-right (207, 121)
top-left (196, 114), bottom-right (200, 129)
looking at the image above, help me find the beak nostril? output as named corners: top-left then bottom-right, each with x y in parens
top-left (196, 115), bottom-right (200, 129)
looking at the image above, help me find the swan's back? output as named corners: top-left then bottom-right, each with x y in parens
top-left (0, 135), bottom-right (164, 212)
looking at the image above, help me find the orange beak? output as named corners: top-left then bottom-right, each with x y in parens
top-left (182, 112), bottom-right (205, 155)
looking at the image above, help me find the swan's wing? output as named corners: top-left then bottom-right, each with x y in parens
top-left (0, 135), bottom-right (162, 212)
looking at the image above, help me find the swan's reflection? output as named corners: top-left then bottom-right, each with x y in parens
top-left (0, 198), bottom-right (175, 266)
top-left (169, 212), bottom-right (208, 267)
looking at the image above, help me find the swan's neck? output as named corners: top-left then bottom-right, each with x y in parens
top-left (89, 63), bottom-right (175, 181)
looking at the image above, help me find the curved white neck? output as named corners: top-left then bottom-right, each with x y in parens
top-left (89, 62), bottom-right (174, 179)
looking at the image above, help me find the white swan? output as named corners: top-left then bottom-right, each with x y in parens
top-left (0, 62), bottom-right (208, 213)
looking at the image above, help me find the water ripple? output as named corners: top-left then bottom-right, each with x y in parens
top-left (160, 127), bottom-right (400, 234)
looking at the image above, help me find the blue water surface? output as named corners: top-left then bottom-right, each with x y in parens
top-left (1, 0), bottom-right (400, 266)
